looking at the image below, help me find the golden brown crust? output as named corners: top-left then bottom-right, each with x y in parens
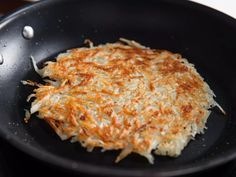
top-left (27, 40), bottom-right (216, 163)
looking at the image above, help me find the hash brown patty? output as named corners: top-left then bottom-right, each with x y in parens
top-left (23, 39), bottom-right (222, 163)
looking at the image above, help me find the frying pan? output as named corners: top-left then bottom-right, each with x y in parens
top-left (0, 0), bottom-right (236, 176)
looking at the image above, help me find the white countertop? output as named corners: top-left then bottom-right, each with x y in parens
top-left (190, 0), bottom-right (236, 18)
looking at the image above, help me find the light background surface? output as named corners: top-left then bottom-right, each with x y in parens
top-left (190, 0), bottom-right (236, 18)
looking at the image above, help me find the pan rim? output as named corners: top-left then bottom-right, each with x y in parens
top-left (0, 0), bottom-right (236, 176)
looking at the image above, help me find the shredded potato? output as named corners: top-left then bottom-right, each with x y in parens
top-left (23, 39), bottom-right (223, 164)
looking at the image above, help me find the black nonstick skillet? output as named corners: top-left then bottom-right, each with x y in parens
top-left (0, 0), bottom-right (236, 176)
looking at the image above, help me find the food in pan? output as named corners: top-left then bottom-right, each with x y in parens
top-left (23, 38), bottom-right (224, 164)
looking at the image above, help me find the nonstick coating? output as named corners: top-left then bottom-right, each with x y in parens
top-left (0, 0), bottom-right (236, 176)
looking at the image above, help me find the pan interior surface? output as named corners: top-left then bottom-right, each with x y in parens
top-left (0, 0), bottom-right (236, 176)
